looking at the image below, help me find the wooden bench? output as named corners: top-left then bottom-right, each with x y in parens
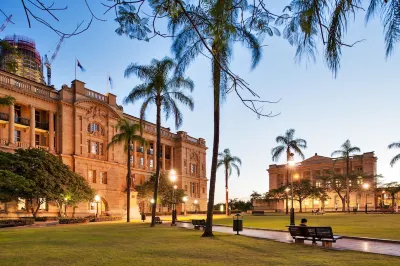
top-left (288, 226), bottom-right (342, 248)
top-left (191, 219), bottom-right (206, 230)
top-left (155, 216), bottom-right (162, 224)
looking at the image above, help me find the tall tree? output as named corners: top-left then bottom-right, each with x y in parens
top-left (271, 128), bottom-right (307, 214)
top-left (388, 142), bottom-right (400, 167)
top-left (382, 182), bottom-right (400, 210)
top-left (0, 95), bottom-right (15, 106)
top-left (107, 119), bottom-right (146, 222)
top-left (331, 140), bottom-right (361, 212)
top-left (169, 0), bottom-right (277, 236)
top-left (123, 57), bottom-right (194, 227)
top-left (250, 191), bottom-right (262, 206)
top-left (217, 148), bottom-right (242, 216)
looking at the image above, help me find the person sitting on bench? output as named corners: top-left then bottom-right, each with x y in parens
top-left (299, 218), bottom-right (307, 226)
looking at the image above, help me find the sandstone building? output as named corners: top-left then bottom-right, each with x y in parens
top-left (260, 152), bottom-right (379, 212)
top-left (0, 69), bottom-right (208, 218)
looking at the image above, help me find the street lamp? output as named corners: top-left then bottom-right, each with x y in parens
top-left (183, 196), bottom-right (188, 216)
top-left (363, 183), bottom-right (370, 214)
top-left (94, 195), bottom-right (100, 218)
top-left (169, 170), bottom-right (177, 226)
top-left (194, 199), bottom-right (198, 213)
top-left (288, 160), bottom-right (296, 225)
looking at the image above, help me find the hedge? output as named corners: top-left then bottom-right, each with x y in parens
top-left (0, 219), bottom-right (34, 228)
top-left (34, 216), bottom-right (59, 222)
top-left (59, 218), bottom-right (89, 224)
top-left (90, 216), bottom-right (122, 222)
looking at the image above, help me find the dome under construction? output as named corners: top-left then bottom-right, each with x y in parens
top-left (1, 34), bottom-right (45, 84)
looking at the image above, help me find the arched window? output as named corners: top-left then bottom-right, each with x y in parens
top-left (87, 122), bottom-right (104, 135)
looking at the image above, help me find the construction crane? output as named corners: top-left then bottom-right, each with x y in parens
top-left (44, 35), bottom-right (65, 86)
top-left (0, 14), bottom-right (12, 32)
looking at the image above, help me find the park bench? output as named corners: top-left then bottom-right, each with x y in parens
top-left (312, 209), bottom-right (325, 215)
top-left (155, 216), bottom-right (162, 224)
top-left (288, 226), bottom-right (342, 248)
top-left (191, 219), bottom-right (206, 230)
top-left (252, 210), bottom-right (264, 216)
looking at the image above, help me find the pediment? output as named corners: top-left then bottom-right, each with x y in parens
top-left (301, 154), bottom-right (333, 165)
top-left (75, 100), bottom-right (121, 121)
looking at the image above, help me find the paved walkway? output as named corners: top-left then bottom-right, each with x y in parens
top-left (177, 222), bottom-right (400, 257)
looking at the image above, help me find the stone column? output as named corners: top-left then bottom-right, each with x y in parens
top-left (171, 147), bottom-right (174, 169)
top-left (8, 104), bottom-right (14, 144)
top-left (133, 140), bottom-right (137, 168)
top-left (162, 144), bottom-right (166, 171)
top-left (30, 106), bottom-right (35, 148)
top-left (49, 111), bottom-right (54, 152)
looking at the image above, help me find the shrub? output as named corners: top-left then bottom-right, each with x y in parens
top-left (35, 216), bottom-right (58, 222)
top-left (89, 216), bottom-right (122, 222)
top-left (0, 219), bottom-right (34, 228)
top-left (59, 218), bottom-right (89, 224)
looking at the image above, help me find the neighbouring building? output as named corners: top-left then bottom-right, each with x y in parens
top-left (0, 68), bottom-right (208, 218)
top-left (258, 152), bottom-right (381, 212)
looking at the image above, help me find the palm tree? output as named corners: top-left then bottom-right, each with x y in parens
top-left (217, 149), bottom-right (242, 216)
top-left (123, 57), bottom-right (194, 227)
top-left (170, 0), bottom-right (264, 237)
top-left (388, 142), bottom-right (400, 167)
top-left (107, 119), bottom-right (146, 222)
top-left (271, 129), bottom-right (307, 214)
top-left (0, 96), bottom-right (15, 106)
top-left (331, 139), bottom-right (361, 212)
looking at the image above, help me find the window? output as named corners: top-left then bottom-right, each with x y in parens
top-left (140, 157), bottom-right (144, 166)
top-left (185, 185), bottom-right (188, 191)
top-left (192, 183), bottom-right (195, 193)
top-left (326, 181), bottom-right (331, 189)
top-left (184, 159), bottom-right (187, 167)
top-left (316, 181), bottom-right (321, 188)
top-left (191, 164), bottom-right (196, 174)
top-left (14, 130), bottom-right (21, 142)
top-left (357, 178), bottom-right (363, 185)
top-left (149, 159), bottom-right (154, 168)
top-left (91, 142), bottom-right (99, 154)
top-left (35, 134), bottom-right (40, 146)
top-left (39, 198), bottom-right (47, 210)
top-left (0, 202), bottom-right (6, 212)
top-left (99, 143), bottom-right (103, 155)
top-left (89, 202), bottom-right (95, 210)
top-left (335, 180), bottom-right (341, 187)
top-left (357, 167), bottom-right (363, 173)
top-left (130, 155), bottom-right (134, 164)
top-left (35, 110), bottom-right (40, 122)
top-left (349, 180), bottom-right (352, 187)
top-left (88, 170), bottom-right (96, 183)
top-left (14, 105), bottom-right (21, 118)
top-left (18, 198), bottom-right (26, 210)
top-left (100, 172), bottom-right (107, 184)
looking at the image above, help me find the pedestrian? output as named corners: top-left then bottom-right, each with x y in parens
top-left (299, 218), bottom-right (307, 226)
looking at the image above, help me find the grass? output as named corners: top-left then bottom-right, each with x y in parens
top-left (0, 223), bottom-right (399, 265)
top-left (178, 213), bottom-right (400, 240)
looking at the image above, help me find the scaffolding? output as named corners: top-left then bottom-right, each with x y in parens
top-left (1, 34), bottom-right (45, 84)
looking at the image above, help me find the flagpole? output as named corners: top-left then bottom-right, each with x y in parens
top-left (75, 56), bottom-right (76, 80)
top-left (107, 72), bottom-right (109, 94)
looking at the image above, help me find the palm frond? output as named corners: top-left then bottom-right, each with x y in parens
top-left (388, 142), bottom-right (400, 149)
top-left (124, 84), bottom-right (153, 105)
top-left (390, 153), bottom-right (400, 167)
top-left (271, 145), bottom-right (285, 162)
top-left (231, 163), bottom-right (241, 177)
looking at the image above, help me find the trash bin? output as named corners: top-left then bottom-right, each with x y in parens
top-left (353, 207), bottom-right (357, 214)
top-left (141, 213), bottom-right (146, 222)
top-left (233, 213), bottom-right (243, 235)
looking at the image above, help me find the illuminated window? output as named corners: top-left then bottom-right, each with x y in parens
top-left (14, 130), bottom-right (21, 142)
top-left (191, 164), bottom-right (196, 174)
top-left (100, 172), bottom-right (107, 184)
top-left (0, 202), bottom-right (6, 212)
top-left (18, 198), bottom-right (26, 211)
top-left (130, 156), bottom-right (134, 163)
top-left (357, 178), bottom-right (363, 185)
top-left (87, 123), bottom-right (104, 135)
top-left (140, 157), bottom-right (144, 166)
top-left (150, 159), bottom-right (154, 168)
top-left (35, 134), bottom-right (40, 146)
top-left (39, 198), bottom-right (47, 210)
top-left (88, 170), bottom-right (96, 183)
top-left (316, 181), bottom-right (321, 188)
top-left (91, 142), bottom-right (99, 154)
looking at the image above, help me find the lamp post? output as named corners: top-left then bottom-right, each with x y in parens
top-left (169, 169), bottom-right (177, 226)
top-left (183, 196), bottom-right (188, 216)
top-left (94, 195), bottom-right (100, 218)
top-left (363, 183), bottom-right (370, 214)
top-left (288, 160), bottom-right (296, 225)
top-left (194, 199), bottom-right (198, 213)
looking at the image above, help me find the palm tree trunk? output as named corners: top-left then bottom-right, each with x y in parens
top-left (151, 99), bottom-right (162, 227)
top-left (126, 138), bottom-right (131, 222)
top-left (203, 56), bottom-right (220, 237)
top-left (285, 149), bottom-right (290, 215)
top-left (346, 157), bottom-right (350, 212)
top-left (225, 167), bottom-right (229, 216)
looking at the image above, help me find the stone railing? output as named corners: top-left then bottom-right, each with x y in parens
top-left (36, 145), bottom-right (49, 151)
top-left (85, 88), bottom-right (108, 102)
top-left (0, 139), bottom-right (8, 145)
top-left (187, 135), bottom-right (198, 143)
top-left (16, 142), bottom-right (30, 149)
top-left (88, 153), bottom-right (106, 161)
top-left (0, 71), bottom-right (59, 100)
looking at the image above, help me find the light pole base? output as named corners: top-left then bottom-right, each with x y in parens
top-left (290, 208), bottom-right (295, 226)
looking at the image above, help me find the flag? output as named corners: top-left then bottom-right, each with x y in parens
top-left (77, 60), bottom-right (86, 72)
top-left (108, 74), bottom-right (113, 90)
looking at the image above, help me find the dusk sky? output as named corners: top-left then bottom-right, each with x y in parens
top-left (3, 1), bottom-right (400, 203)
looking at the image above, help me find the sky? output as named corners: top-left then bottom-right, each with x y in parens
top-left (2, 1), bottom-right (400, 203)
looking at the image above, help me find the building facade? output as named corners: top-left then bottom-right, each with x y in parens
top-left (0, 70), bottom-right (208, 218)
top-left (263, 152), bottom-right (378, 212)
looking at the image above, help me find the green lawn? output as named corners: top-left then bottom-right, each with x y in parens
top-left (203, 213), bottom-right (400, 240)
top-left (1, 223), bottom-right (399, 265)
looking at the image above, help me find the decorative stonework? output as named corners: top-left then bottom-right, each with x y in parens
top-left (84, 105), bottom-right (107, 122)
